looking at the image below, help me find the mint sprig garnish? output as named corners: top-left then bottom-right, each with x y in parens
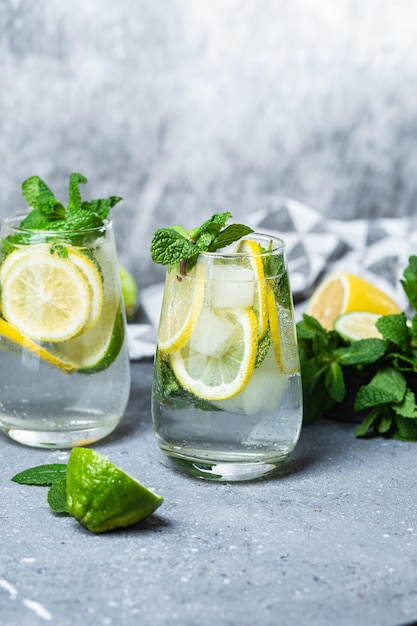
top-left (297, 255), bottom-right (417, 441)
top-left (150, 212), bottom-right (253, 273)
top-left (19, 172), bottom-right (122, 232)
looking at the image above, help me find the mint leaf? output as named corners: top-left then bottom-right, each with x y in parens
top-left (325, 361), bottom-right (345, 403)
top-left (150, 227), bottom-right (199, 266)
top-left (150, 213), bottom-right (254, 269)
top-left (335, 338), bottom-right (387, 366)
top-left (211, 223), bottom-right (254, 250)
top-left (401, 255), bottom-right (417, 311)
top-left (12, 463), bottom-right (67, 485)
top-left (47, 478), bottom-right (68, 513)
top-left (376, 313), bottom-right (409, 350)
top-left (354, 368), bottom-right (407, 411)
top-left (18, 173), bottom-right (122, 235)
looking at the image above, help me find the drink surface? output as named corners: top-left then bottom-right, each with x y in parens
top-left (152, 235), bottom-right (303, 481)
top-left (0, 221), bottom-right (130, 448)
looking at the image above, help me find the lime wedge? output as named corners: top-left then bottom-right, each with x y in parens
top-left (66, 448), bottom-right (164, 533)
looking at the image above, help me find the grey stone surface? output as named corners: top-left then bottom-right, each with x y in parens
top-left (1, 1), bottom-right (417, 288)
top-left (1, 361), bottom-right (417, 626)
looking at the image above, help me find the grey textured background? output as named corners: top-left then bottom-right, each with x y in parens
top-left (1, 0), bottom-right (416, 287)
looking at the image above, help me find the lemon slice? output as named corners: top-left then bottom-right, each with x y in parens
top-left (66, 249), bottom-right (103, 332)
top-left (233, 239), bottom-right (268, 339)
top-left (170, 306), bottom-right (258, 401)
top-left (267, 286), bottom-right (298, 375)
top-left (334, 311), bottom-right (383, 341)
top-left (157, 263), bottom-right (205, 353)
top-left (0, 318), bottom-right (75, 373)
top-left (66, 447), bottom-right (164, 533)
top-left (1, 250), bottom-right (91, 342)
top-left (307, 272), bottom-right (401, 330)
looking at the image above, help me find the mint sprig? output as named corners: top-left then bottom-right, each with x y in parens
top-left (150, 212), bottom-right (254, 272)
top-left (19, 173), bottom-right (122, 232)
top-left (297, 255), bottom-right (417, 441)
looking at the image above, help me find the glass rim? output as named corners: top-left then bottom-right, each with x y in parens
top-left (198, 232), bottom-right (286, 258)
top-left (1, 212), bottom-right (113, 236)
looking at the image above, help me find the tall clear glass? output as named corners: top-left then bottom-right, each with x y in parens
top-left (0, 215), bottom-right (131, 448)
top-left (152, 233), bottom-right (303, 481)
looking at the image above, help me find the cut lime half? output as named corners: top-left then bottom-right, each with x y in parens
top-left (66, 448), bottom-right (164, 533)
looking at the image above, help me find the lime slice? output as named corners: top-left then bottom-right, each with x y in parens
top-left (334, 311), bottom-right (383, 341)
top-left (158, 263), bottom-right (205, 353)
top-left (233, 239), bottom-right (268, 339)
top-left (66, 448), bottom-right (163, 533)
top-left (1, 249), bottom-right (91, 342)
top-left (0, 318), bottom-right (75, 373)
top-left (170, 306), bottom-right (258, 401)
top-left (53, 302), bottom-right (125, 373)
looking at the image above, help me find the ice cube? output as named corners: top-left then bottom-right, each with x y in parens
top-left (189, 307), bottom-right (234, 356)
top-left (208, 264), bottom-right (255, 309)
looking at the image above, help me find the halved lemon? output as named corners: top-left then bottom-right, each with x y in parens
top-left (170, 306), bottom-right (258, 401)
top-left (157, 263), bottom-right (205, 354)
top-left (1, 250), bottom-right (91, 342)
top-left (334, 311), bottom-right (383, 342)
top-left (0, 318), bottom-right (75, 373)
top-left (233, 239), bottom-right (268, 339)
top-left (307, 272), bottom-right (401, 330)
top-left (266, 285), bottom-right (298, 375)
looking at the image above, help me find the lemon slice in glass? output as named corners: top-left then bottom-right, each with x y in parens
top-left (233, 239), bottom-right (268, 339)
top-left (170, 306), bottom-right (258, 401)
top-left (66, 249), bottom-right (103, 333)
top-left (0, 318), bottom-right (75, 372)
top-left (267, 286), bottom-right (298, 375)
top-left (66, 447), bottom-right (164, 533)
top-left (1, 250), bottom-right (91, 342)
top-left (157, 262), bottom-right (205, 353)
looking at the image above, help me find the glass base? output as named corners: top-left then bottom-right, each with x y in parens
top-left (162, 450), bottom-right (291, 482)
top-left (1, 422), bottom-right (119, 449)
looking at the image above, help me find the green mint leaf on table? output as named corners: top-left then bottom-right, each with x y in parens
top-left (47, 478), bottom-right (68, 514)
top-left (12, 463), bottom-right (67, 485)
top-left (150, 212), bottom-right (254, 272)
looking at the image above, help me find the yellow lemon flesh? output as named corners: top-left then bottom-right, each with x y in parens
top-left (66, 448), bottom-right (163, 533)
top-left (306, 272), bottom-right (401, 330)
top-left (157, 263), bottom-right (205, 353)
top-left (233, 239), bottom-right (268, 339)
top-left (170, 306), bottom-right (258, 401)
top-left (0, 318), bottom-right (75, 373)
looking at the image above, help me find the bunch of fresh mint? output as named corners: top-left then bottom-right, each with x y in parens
top-left (297, 256), bottom-right (417, 441)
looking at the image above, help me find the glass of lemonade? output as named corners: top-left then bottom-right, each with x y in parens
top-left (0, 215), bottom-right (130, 448)
top-left (152, 233), bottom-right (303, 481)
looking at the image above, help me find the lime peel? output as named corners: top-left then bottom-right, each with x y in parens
top-left (66, 448), bottom-right (164, 533)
